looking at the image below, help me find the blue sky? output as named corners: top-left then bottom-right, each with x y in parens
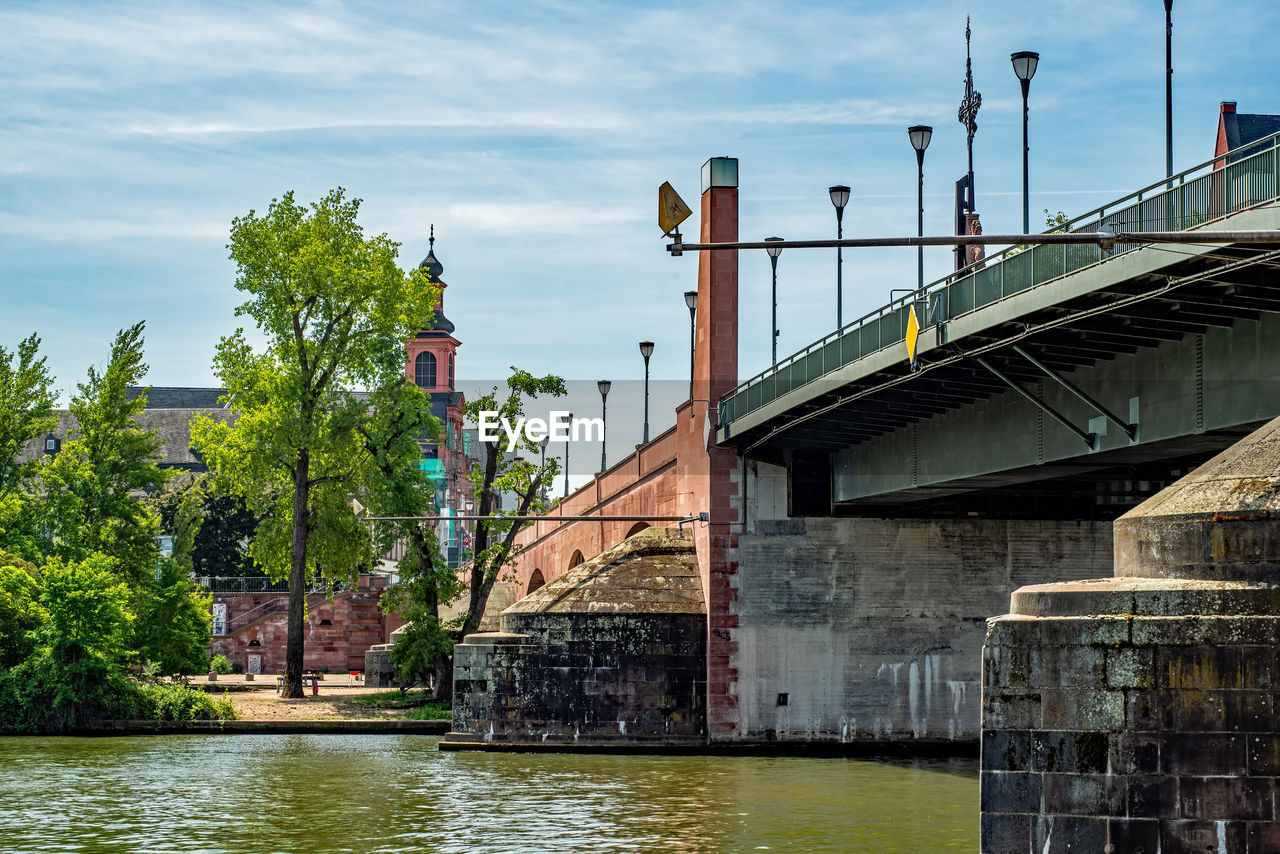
top-left (3, 0), bottom-right (1277, 460)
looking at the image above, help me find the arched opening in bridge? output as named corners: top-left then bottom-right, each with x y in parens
top-left (567, 549), bottom-right (584, 569)
top-left (625, 521), bottom-right (650, 538)
top-left (526, 569), bottom-right (545, 595)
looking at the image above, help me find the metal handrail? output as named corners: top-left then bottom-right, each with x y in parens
top-left (199, 576), bottom-right (292, 594)
top-left (225, 597), bottom-right (289, 634)
top-left (720, 130), bottom-right (1280, 426)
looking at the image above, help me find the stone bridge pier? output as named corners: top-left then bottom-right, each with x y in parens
top-left (981, 415), bottom-right (1280, 853)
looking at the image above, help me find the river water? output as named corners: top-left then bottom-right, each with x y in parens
top-left (0, 735), bottom-right (976, 852)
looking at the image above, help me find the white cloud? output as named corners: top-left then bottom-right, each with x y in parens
top-left (0, 213), bottom-right (227, 243)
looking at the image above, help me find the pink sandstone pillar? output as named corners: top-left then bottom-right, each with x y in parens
top-left (676, 157), bottom-right (741, 742)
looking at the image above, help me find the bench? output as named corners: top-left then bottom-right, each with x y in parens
top-left (275, 673), bottom-right (323, 693)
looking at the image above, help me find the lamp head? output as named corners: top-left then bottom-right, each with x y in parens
top-left (639, 340), bottom-right (655, 359)
top-left (1011, 51), bottom-right (1039, 83)
top-left (764, 236), bottom-right (784, 259)
top-left (907, 125), bottom-right (933, 153)
top-left (828, 185), bottom-right (851, 211)
top-left (597, 380), bottom-right (611, 397)
top-left (684, 290), bottom-right (698, 311)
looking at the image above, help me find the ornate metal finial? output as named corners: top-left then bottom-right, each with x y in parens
top-left (429, 223), bottom-right (435, 251)
top-left (957, 15), bottom-right (982, 214)
top-left (958, 17), bottom-right (982, 150)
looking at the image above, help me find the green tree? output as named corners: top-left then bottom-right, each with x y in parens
top-left (0, 550), bottom-right (45, 669)
top-left (0, 333), bottom-right (56, 496)
top-left (134, 559), bottom-right (212, 675)
top-left (459, 368), bottom-right (565, 639)
top-left (192, 188), bottom-right (437, 698)
top-left (151, 474), bottom-right (260, 577)
top-left (356, 375), bottom-right (455, 694)
top-left (0, 334), bottom-right (57, 556)
top-left (379, 532), bottom-right (457, 693)
top-left (37, 323), bottom-right (168, 581)
top-left (39, 554), bottom-right (134, 663)
top-left (1, 554), bottom-right (138, 731)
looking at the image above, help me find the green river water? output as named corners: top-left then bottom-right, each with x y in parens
top-left (0, 735), bottom-right (976, 852)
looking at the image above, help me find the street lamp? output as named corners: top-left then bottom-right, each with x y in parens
top-left (639, 341), bottom-right (654, 444)
top-left (539, 434), bottom-right (549, 499)
top-left (563, 412), bottom-right (573, 498)
top-left (1011, 50), bottom-right (1039, 234)
top-left (907, 126), bottom-right (933, 289)
top-left (684, 290), bottom-right (697, 401)
top-left (1165, 0), bottom-right (1174, 185)
top-left (828, 185), bottom-right (850, 327)
top-left (765, 237), bottom-right (783, 364)
top-left (597, 380), bottom-right (611, 472)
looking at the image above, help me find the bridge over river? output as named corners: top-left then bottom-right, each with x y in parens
top-left (491, 135), bottom-right (1280, 749)
top-left (719, 133), bottom-right (1280, 519)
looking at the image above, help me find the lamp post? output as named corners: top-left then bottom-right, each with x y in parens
top-left (764, 237), bottom-right (783, 364)
top-left (539, 435), bottom-right (549, 499)
top-left (563, 412), bottom-right (572, 498)
top-left (639, 341), bottom-right (654, 443)
top-left (597, 380), bottom-right (611, 472)
top-left (828, 185), bottom-right (850, 327)
top-left (907, 126), bottom-right (933, 289)
top-left (684, 290), bottom-right (697, 401)
top-left (1011, 51), bottom-right (1039, 235)
top-left (1165, 0), bottom-right (1174, 184)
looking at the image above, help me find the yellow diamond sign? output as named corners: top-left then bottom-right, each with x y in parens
top-left (658, 181), bottom-right (693, 237)
top-left (904, 303), bottom-right (921, 368)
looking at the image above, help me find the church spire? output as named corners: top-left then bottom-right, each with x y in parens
top-left (419, 224), bottom-right (444, 280)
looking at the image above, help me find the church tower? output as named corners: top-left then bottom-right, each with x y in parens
top-left (405, 225), bottom-right (460, 395)
top-left (405, 226), bottom-right (471, 564)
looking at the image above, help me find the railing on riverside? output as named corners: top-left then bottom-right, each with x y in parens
top-left (719, 131), bottom-right (1280, 428)
top-left (198, 576), bottom-right (292, 594)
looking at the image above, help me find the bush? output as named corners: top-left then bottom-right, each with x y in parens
top-left (139, 682), bottom-right (238, 722)
top-left (209, 654), bottom-right (233, 674)
top-left (0, 651), bottom-right (145, 732)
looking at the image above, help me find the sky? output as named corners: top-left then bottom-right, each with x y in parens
top-left (3, 0), bottom-right (1278, 471)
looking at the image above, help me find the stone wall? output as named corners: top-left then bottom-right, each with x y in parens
top-left (208, 577), bottom-right (400, 674)
top-left (729, 461), bottom-right (1113, 744)
top-left (980, 415), bottom-right (1280, 852)
top-left (450, 613), bottom-right (706, 745)
top-left (982, 581), bottom-right (1280, 852)
top-left (446, 528), bottom-right (706, 748)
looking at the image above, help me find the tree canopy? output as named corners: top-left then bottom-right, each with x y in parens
top-left (193, 187), bottom-right (439, 698)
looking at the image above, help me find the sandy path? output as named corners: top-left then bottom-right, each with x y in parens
top-left (228, 686), bottom-right (400, 722)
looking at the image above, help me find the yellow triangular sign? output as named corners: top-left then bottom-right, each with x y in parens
top-left (904, 303), bottom-right (921, 368)
top-left (659, 181), bottom-right (693, 237)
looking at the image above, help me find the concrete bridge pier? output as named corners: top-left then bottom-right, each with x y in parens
top-left (730, 459), bottom-right (1112, 745)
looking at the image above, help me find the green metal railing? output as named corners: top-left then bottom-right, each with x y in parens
top-left (720, 131), bottom-right (1280, 428)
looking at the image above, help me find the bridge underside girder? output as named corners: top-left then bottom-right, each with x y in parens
top-left (722, 239), bottom-right (1280, 520)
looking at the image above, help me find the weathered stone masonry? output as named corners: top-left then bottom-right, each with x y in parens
top-left (445, 529), bottom-right (706, 747)
top-left (981, 414), bottom-right (1280, 853)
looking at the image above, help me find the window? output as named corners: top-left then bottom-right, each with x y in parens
top-left (449, 354), bottom-right (455, 389)
top-left (415, 351), bottom-right (437, 389)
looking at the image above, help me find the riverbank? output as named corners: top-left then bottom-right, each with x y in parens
top-left (2, 683), bottom-right (454, 736)
top-left (70, 718), bottom-right (450, 735)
